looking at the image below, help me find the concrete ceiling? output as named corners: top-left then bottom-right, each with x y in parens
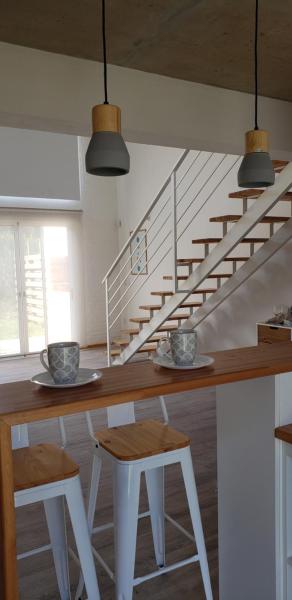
top-left (1, 0), bottom-right (292, 102)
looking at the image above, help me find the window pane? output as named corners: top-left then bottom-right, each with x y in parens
top-left (43, 227), bottom-right (72, 343)
top-left (23, 227), bottom-right (46, 352)
top-left (0, 227), bottom-right (20, 355)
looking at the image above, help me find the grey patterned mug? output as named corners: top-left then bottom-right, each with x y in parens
top-left (40, 342), bottom-right (80, 384)
top-left (170, 330), bottom-right (198, 365)
top-left (157, 330), bottom-right (198, 366)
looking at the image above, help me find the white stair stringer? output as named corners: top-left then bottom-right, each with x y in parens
top-left (182, 216), bottom-right (292, 331)
top-left (118, 162), bottom-right (292, 364)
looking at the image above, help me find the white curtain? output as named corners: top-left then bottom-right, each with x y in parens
top-left (0, 210), bottom-right (85, 353)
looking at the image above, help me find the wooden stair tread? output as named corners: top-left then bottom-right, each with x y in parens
top-left (210, 215), bottom-right (289, 224)
top-left (192, 237), bottom-right (223, 243)
top-left (130, 313), bottom-right (192, 323)
top-left (163, 274), bottom-right (231, 281)
top-left (112, 337), bottom-right (132, 346)
top-left (139, 302), bottom-right (202, 310)
top-left (272, 159), bottom-right (288, 172)
top-left (121, 325), bottom-right (178, 336)
top-left (275, 424), bottom-right (292, 444)
top-left (13, 444), bottom-right (79, 492)
top-left (111, 348), bottom-right (122, 356)
top-left (177, 256), bottom-right (250, 265)
top-left (177, 258), bottom-right (204, 265)
top-left (135, 344), bottom-right (157, 353)
top-left (151, 289), bottom-right (217, 296)
top-left (111, 344), bottom-right (157, 356)
top-left (95, 419), bottom-right (190, 461)
top-left (139, 304), bottom-right (165, 311)
top-left (192, 237), bottom-right (269, 244)
top-left (229, 189), bottom-right (292, 200)
top-left (112, 336), bottom-right (161, 346)
top-left (151, 291), bottom-right (173, 297)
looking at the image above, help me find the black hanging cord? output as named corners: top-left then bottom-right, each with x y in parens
top-left (254, 0), bottom-right (259, 130)
top-left (102, 0), bottom-right (109, 104)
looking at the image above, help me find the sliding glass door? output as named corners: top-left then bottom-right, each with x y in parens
top-left (0, 221), bottom-right (74, 357)
top-left (22, 226), bottom-right (47, 353)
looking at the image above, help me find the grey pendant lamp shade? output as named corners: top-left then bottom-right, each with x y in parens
top-left (238, 130), bottom-right (275, 188)
top-left (238, 0), bottom-right (274, 188)
top-left (86, 105), bottom-right (130, 176)
top-left (86, 0), bottom-right (130, 177)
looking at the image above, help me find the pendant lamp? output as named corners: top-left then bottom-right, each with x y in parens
top-left (86, 0), bottom-right (130, 176)
top-left (238, 0), bottom-right (274, 188)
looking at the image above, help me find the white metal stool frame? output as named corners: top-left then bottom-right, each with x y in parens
top-left (12, 423), bottom-right (100, 600)
top-left (277, 439), bottom-right (292, 600)
top-left (76, 396), bottom-right (213, 600)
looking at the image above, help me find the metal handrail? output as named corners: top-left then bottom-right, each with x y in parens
top-left (109, 234), bottom-right (172, 329)
top-left (177, 155), bottom-right (241, 242)
top-left (177, 155), bottom-right (227, 227)
top-left (108, 194), bottom-right (171, 294)
top-left (176, 152), bottom-right (213, 208)
top-left (109, 210), bottom-right (171, 309)
top-left (102, 149), bottom-right (189, 283)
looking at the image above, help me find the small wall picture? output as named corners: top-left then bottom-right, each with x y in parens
top-left (130, 229), bottom-right (148, 275)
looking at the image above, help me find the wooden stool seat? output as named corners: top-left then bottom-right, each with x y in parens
top-left (95, 419), bottom-right (190, 461)
top-left (275, 424), bottom-right (292, 444)
top-left (13, 443), bottom-right (79, 492)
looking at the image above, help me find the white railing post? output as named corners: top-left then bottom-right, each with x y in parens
top-left (171, 170), bottom-right (178, 293)
top-left (105, 277), bottom-right (112, 366)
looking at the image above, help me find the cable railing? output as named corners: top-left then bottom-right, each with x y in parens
top-left (102, 149), bottom-right (240, 365)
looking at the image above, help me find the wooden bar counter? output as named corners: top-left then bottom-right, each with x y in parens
top-left (1, 342), bottom-right (292, 599)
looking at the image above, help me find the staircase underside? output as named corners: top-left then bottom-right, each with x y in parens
top-left (183, 217), bottom-right (292, 331)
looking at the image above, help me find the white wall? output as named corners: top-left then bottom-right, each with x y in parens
top-left (1, 42), bottom-right (292, 160)
top-left (0, 127), bottom-right (80, 204)
top-left (78, 137), bottom-right (119, 345)
top-left (117, 143), bottom-right (182, 234)
top-left (198, 241), bottom-right (292, 353)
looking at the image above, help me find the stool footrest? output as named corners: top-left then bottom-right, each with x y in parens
top-left (88, 510), bottom-right (197, 587)
top-left (133, 554), bottom-right (199, 586)
top-left (68, 546), bottom-right (80, 566)
top-left (17, 543), bottom-right (52, 560)
top-left (91, 510), bottom-right (150, 536)
top-left (92, 546), bottom-right (115, 581)
top-left (165, 512), bottom-right (195, 543)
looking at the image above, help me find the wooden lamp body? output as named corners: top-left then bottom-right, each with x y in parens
top-left (92, 104), bottom-right (121, 133)
top-left (245, 129), bottom-right (269, 154)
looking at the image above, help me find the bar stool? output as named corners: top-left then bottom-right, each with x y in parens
top-left (77, 403), bottom-right (213, 600)
top-left (14, 440), bottom-right (100, 600)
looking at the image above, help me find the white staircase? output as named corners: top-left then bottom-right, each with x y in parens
top-left (102, 151), bottom-right (292, 365)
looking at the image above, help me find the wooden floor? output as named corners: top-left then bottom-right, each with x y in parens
top-left (0, 349), bottom-right (218, 599)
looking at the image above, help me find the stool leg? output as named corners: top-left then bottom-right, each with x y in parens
top-left (65, 477), bottom-right (100, 600)
top-left (43, 496), bottom-right (71, 600)
top-left (145, 466), bottom-right (166, 567)
top-left (75, 453), bottom-right (102, 600)
top-left (114, 463), bottom-right (141, 600)
top-left (180, 447), bottom-right (213, 600)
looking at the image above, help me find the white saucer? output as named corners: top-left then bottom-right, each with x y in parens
top-left (31, 368), bottom-right (102, 388)
top-left (153, 354), bottom-right (214, 370)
